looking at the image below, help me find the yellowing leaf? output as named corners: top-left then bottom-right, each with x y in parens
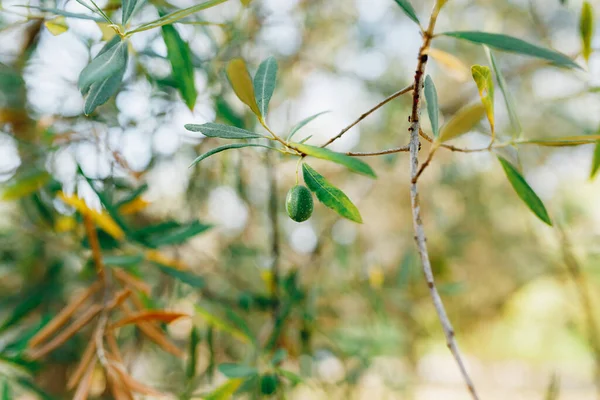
top-left (438, 103), bottom-right (486, 142)
top-left (427, 48), bottom-right (470, 81)
top-left (111, 310), bottom-right (190, 329)
top-left (471, 65), bottom-right (494, 137)
top-left (118, 197), bottom-right (149, 215)
top-left (145, 250), bottom-right (188, 270)
top-left (203, 378), bottom-right (244, 400)
top-left (240, 0), bottom-right (252, 5)
top-left (55, 216), bottom-right (77, 233)
top-left (44, 17), bottom-right (68, 36)
top-left (57, 192), bottom-right (125, 240)
top-left (96, 22), bottom-right (116, 41)
top-left (2, 171), bottom-right (50, 201)
top-left (518, 135), bottom-right (600, 146)
top-left (580, 1), bottom-right (594, 62)
top-left (226, 58), bottom-right (261, 118)
top-left (368, 265), bottom-right (384, 289)
top-left (261, 270), bottom-right (274, 294)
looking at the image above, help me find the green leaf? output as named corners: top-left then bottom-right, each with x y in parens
top-left (83, 51), bottom-right (128, 115)
top-left (186, 327), bottom-right (200, 379)
top-left (226, 58), bottom-right (261, 117)
top-left (294, 143), bottom-right (376, 178)
top-left (591, 141), bottom-right (600, 179)
top-left (1, 170), bottom-right (50, 201)
top-left (471, 65), bottom-right (495, 135)
top-left (184, 123), bottom-right (263, 139)
top-left (189, 143), bottom-right (276, 167)
top-left (302, 164), bottom-right (362, 223)
top-left (423, 75), bottom-right (439, 138)
top-left (486, 48), bottom-right (521, 136)
top-left (162, 23), bottom-right (197, 110)
top-left (0, 290), bottom-right (45, 333)
top-left (122, 0), bottom-right (139, 24)
top-left (287, 111), bottom-right (330, 141)
top-left (195, 305), bottom-right (252, 343)
top-left (2, 379), bottom-right (11, 400)
top-left (517, 135), bottom-right (600, 146)
top-left (443, 31), bottom-right (580, 69)
top-left (253, 57), bottom-right (278, 118)
top-left (146, 220), bottom-right (212, 247)
top-left (154, 264), bottom-right (205, 288)
top-left (78, 38), bottom-right (128, 94)
top-left (438, 102), bottom-right (486, 142)
top-left (104, 254), bottom-right (144, 267)
top-left (497, 157), bottom-right (552, 226)
top-left (580, 1), bottom-right (594, 62)
top-left (126, 0), bottom-right (229, 34)
top-left (202, 378), bottom-right (244, 400)
top-left (218, 364), bottom-right (258, 378)
top-left (392, 0), bottom-right (420, 25)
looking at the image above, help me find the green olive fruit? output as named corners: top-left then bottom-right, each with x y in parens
top-left (285, 185), bottom-right (314, 222)
top-left (260, 373), bottom-right (279, 395)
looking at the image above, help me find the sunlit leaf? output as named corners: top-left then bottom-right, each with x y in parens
top-left (427, 48), bottom-right (470, 81)
top-left (44, 17), bottom-right (68, 36)
top-left (57, 192), bottom-right (125, 240)
top-left (162, 23), bottom-right (197, 110)
top-left (195, 305), bottom-right (252, 343)
top-left (184, 123), bottom-right (263, 139)
top-left (392, 0), bottom-right (420, 25)
top-left (78, 37), bottom-right (128, 95)
top-left (591, 141), bottom-right (600, 179)
top-left (122, 0), bottom-right (139, 24)
top-left (189, 143), bottom-right (276, 167)
top-left (486, 48), bottom-right (521, 136)
top-left (438, 103), bottom-right (486, 142)
top-left (203, 378), bottom-right (244, 400)
top-left (253, 57), bottom-right (278, 119)
top-left (294, 143), bottom-right (376, 178)
top-left (424, 75), bottom-right (440, 138)
top-left (302, 163), bottom-right (362, 223)
top-left (2, 171), bottom-right (50, 201)
top-left (497, 156), bottom-right (552, 226)
top-left (471, 65), bottom-right (494, 136)
top-left (126, 0), bottom-right (229, 34)
top-left (580, 1), bottom-right (594, 62)
top-left (111, 310), bottom-right (190, 329)
top-left (218, 364), bottom-right (258, 378)
top-left (443, 31), bottom-right (580, 69)
top-left (517, 135), bottom-right (600, 146)
top-left (287, 111), bottom-right (330, 141)
top-left (226, 58), bottom-right (261, 117)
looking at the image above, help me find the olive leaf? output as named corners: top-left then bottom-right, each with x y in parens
top-left (302, 164), bottom-right (362, 223)
top-left (122, 0), bottom-right (140, 24)
top-left (392, 0), bottom-right (420, 25)
top-left (294, 143), bottom-right (376, 178)
top-left (253, 57), bottom-right (278, 118)
top-left (580, 1), bottom-right (594, 62)
top-left (486, 48), bottom-right (521, 136)
top-left (162, 23), bottom-right (197, 110)
top-left (497, 156), bottom-right (552, 226)
top-left (227, 59), bottom-right (262, 118)
top-left (424, 75), bottom-right (440, 138)
top-left (287, 111), bottom-right (330, 140)
top-left (591, 141), bottom-right (600, 179)
top-left (185, 123), bottom-right (263, 139)
top-left (189, 143), bottom-right (276, 167)
top-left (78, 37), bottom-right (128, 94)
top-left (438, 102), bottom-right (486, 142)
top-left (218, 364), bottom-right (258, 378)
top-left (471, 65), bottom-right (494, 136)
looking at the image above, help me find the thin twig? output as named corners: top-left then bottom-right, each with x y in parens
top-left (406, 2), bottom-right (480, 399)
top-left (321, 84), bottom-right (414, 148)
top-left (345, 145), bottom-right (410, 156)
top-left (412, 146), bottom-right (438, 183)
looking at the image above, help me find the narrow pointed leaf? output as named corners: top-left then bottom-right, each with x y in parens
top-left (471, 65), bottom-right (495, 135)
top-left (253, 57), bottom-right (278, 118)
top-left (580, 1), bottom-right (594, 62)
top-left (302, 164), bottom-right (362, 223)
top-left (126, 0), bottom-right (229, 34)
top-left (294, 143), bottom-right (376, 178)
top-left (189, 143), bottom-right (276, 167)
top-left (497, 157), bottom-right (552, 226)
top-left (78, 39), bottom-right (127, 94)
top-left (153, 264), bottom-right (205, 288)
top-left (392, 0), bottom-right (420, 25)
top-left (486, 48), bottom-right (521, 135)
top-left (162, 23), bottom-right (197, 110)
top-left (517, 135), bottom-right (600, 146)
top-left (591, 141), bottom-right (600, 179)
top-left (194, 305), bottom-right (251, 343)
top-left (443, 31), bottom-right (580, 69)
top-left (104, 254), bottom-right (144, 266)
top-left (424, 75), bottom-right (440, 138)
top-left (144, 220), bottom-right (212, 247)
top-left (438, 102), bottom-right (486, 142)
top-left (185, 123), bottom-right (263, 139)
top-left (218, 364), bottom-right (258, 378)
top-left (227, 59), bottom-right (261, 117)
top-left (287, 111), bottom-right (330, 140)
top-left (122, 0), bottom-right (139, 24)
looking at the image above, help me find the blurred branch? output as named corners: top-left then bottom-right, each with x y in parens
top-left (407, 2), bottom-right (480, 399)
top-left (267, 152), bottom-right (282, 346)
